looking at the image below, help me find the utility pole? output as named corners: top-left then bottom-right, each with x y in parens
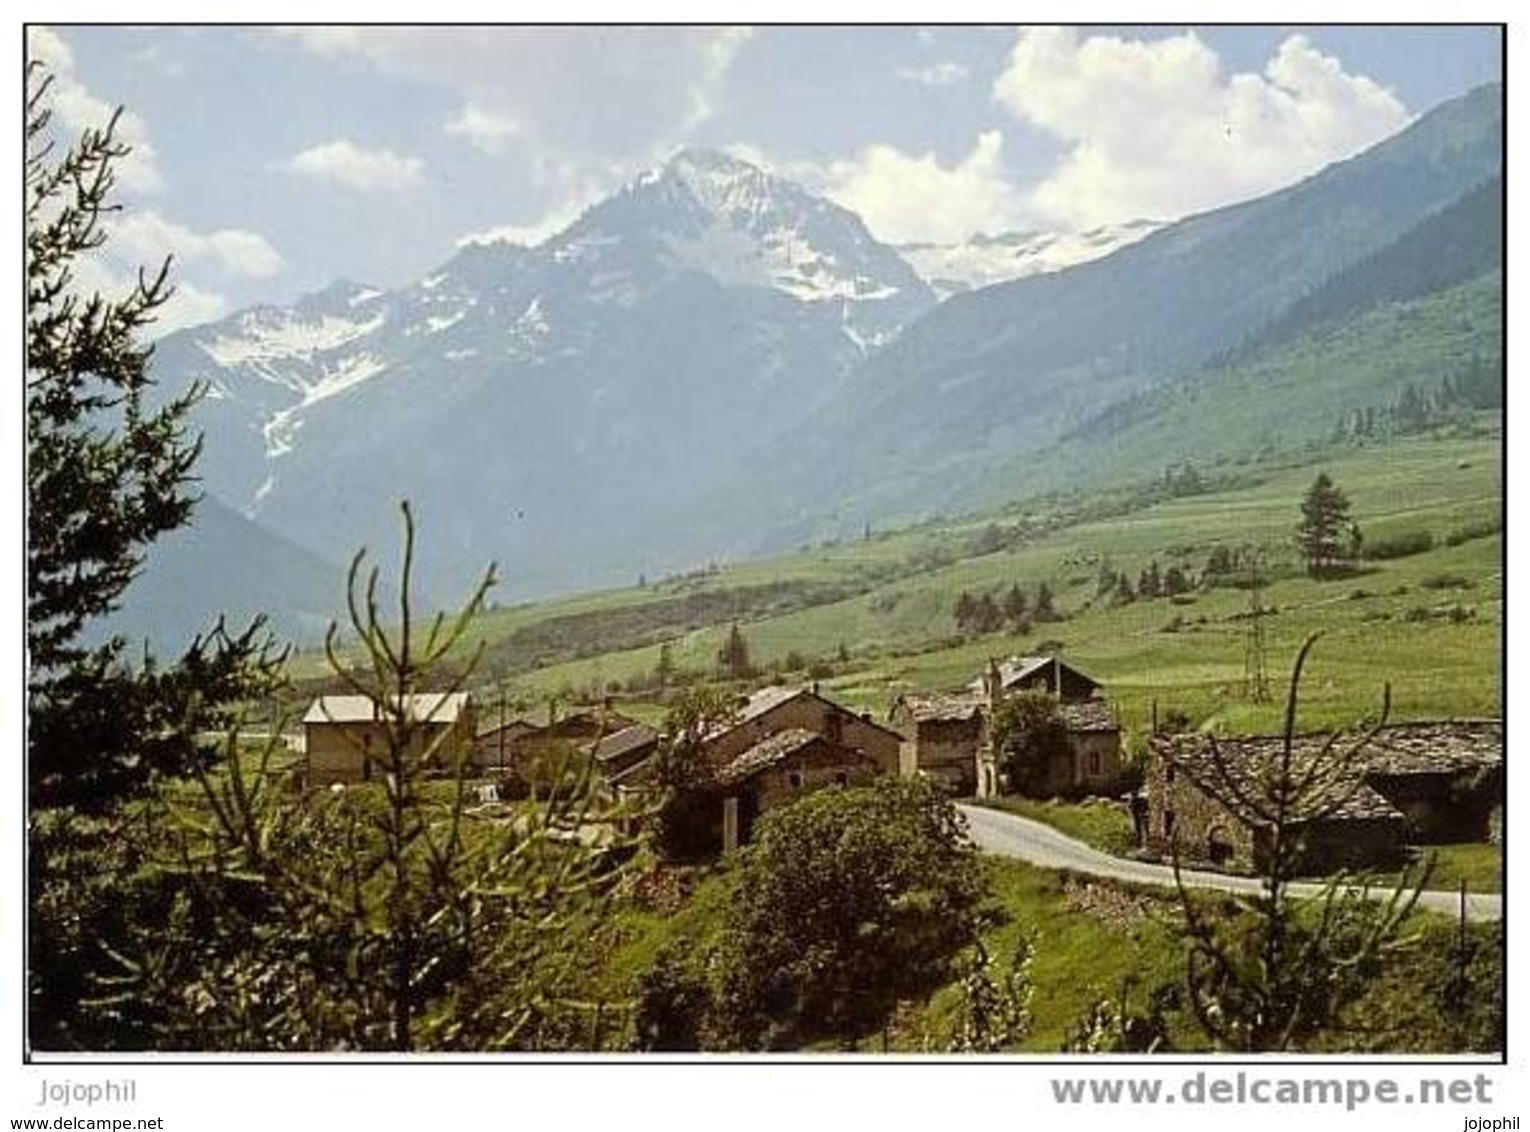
top-left (1243, 552), bottom-right (1270, 703)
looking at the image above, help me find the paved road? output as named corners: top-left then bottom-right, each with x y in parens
top-left (956, 803), bottom-right (1502, 923)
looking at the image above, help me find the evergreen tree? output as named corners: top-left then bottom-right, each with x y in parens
top-left (655, 641), bottom-right (675, 689)
top-left (974, 593), bottom-right (1003, 634)
top-left (26, 62), bottom-right (283, 813)
top-left (954, 590), bottom-right (978, 634)
top-left (26, 63), bottom-right (284, 1047)
top-left (1297, 473), bottom-right (1355, 578)
top-left (1002, 583), bottom-right (1028, 625)
top-left (717, 622), bottom-right (754, 680)
top-left (1034, 581), bottom-right (1056, 622)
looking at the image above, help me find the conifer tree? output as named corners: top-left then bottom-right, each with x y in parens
top-left (26, 61), bottom-right (283, 1047)
top-left (26, 62), bottom-right (283, 813)
top-left (717, 622), bottom-right (754, 680)
top-left (1297, 473), bottom-right (1355, 578)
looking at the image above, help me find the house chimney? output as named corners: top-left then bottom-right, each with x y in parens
top-left (811, 681), bottom-right (820, 696)
top-left (984, 658), bottom-right (1002, 706)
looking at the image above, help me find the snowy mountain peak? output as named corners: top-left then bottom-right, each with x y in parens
top-left (660, 148), bottom-right (779, 218)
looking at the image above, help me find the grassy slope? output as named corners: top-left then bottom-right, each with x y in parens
top-left (461, 434), bottom-right (1500, 737)
top-left (602, 855), bottom-right (1493, 1052)
top-left (1010, 270), bottom-right (1502, 504)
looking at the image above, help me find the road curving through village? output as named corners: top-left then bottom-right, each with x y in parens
top-left (956, 802), bottom-right (1502, 923)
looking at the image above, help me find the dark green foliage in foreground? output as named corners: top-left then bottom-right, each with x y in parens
top-left (79, 507), bottom-right (640, 1051)
top-left (26, 65), bottom-right (284, 1050)
top-left (711, 777), bottom-right (987, 1048)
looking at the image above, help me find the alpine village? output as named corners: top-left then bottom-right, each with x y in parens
top-left (26, 28), bottom-right (1504, 1056)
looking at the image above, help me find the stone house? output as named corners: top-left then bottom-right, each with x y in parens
top-left (702, 685), bottom-right (902, 777)
top-left (304, 693), bottom-right (476, 785)
top-left (493, 705), bottom-right (640, 786)
top-left (890, 693), bottom-right (987, 794)
top-left (893, 655), bottom-right (1123, 798)
top-left (714, 729), bottom-right (880, 850)
top-left (1144, 721), bottom-right (1503, 873)
top-left (968, 654), bottom-right (1104, 701)
top-left (472, 717), bottom-right (542, 777)
top-left (619, 685), bottom-right (898, 852)
top-left (1019, 699), bottom-right (1127, 796)
top-left (591, 722), bottom-right (661, 782)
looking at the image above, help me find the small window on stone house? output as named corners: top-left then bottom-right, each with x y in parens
top-left (1088, 750), bottom-right (1102, 776)
top-left (834, 771), bottom-right (848, 787)
top-left (787, 770), bottom-right (804, 789)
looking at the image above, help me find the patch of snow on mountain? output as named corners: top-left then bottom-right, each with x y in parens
top-left (899, 220), bottom-right (1164, 300)
top-left (304, 353), bottom-right (387, 406)
top-left (348, 287), bottom-right (385, 307)
top-left (425, 311), bottom-right (465, 334)
top-left (200, 311), bottom-right (384, 368)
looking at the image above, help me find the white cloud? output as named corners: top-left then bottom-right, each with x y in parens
top-left (27, 26), bottom-right (163, 193)
top-left (445, 103), bottom-right (522, 154)
top-left (825, 131), bottom-right (1031, 245)
top-left (111, 212), bottom-right (283, 278)
top-left (289, 139), bottom-right (424, 192)
top-left (456, 208), bottom-right (578, 250)
top-left (278, 27), bottom-right (752, 167)
top-left (896, 61), bottom-right (969, 87)
top-left (993, 27), bottom-right (1410, 229)
top-left (70, 252), bottom-right (228, 339)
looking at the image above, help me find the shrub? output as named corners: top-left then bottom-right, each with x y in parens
top-left (712, 778), bottom-right (986, 1049)
top-left (1444, 517), bottom-right (1502, 547)
top-left (1362, 530), bottom-right (1434, 560)
top-left (1420, 573), bottom-right (1474, 591)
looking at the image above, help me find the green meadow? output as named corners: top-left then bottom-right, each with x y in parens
top-left (313, 432), bottom-right (1500, 741)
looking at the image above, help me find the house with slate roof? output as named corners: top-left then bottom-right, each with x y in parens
top-left (891, 654), bottom-right (1123, 798)
top-left (1145, 721), bottom-right (1503, 872)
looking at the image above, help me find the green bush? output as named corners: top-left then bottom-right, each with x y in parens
top-left (1362, 529), bottom-right (1434, 560)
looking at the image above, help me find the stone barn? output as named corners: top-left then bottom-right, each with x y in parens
top-left (1147, 731), bottom-right (1409, 873)
top-left (304, 693), bottom-right (476, 785)
top-left (1356, 721), bottom-right (1503, 841)
top-left (1146, 721), bottom-right (1503, 873)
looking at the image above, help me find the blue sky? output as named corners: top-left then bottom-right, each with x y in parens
top-left (28, 24), bottom-right (1502, 333)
